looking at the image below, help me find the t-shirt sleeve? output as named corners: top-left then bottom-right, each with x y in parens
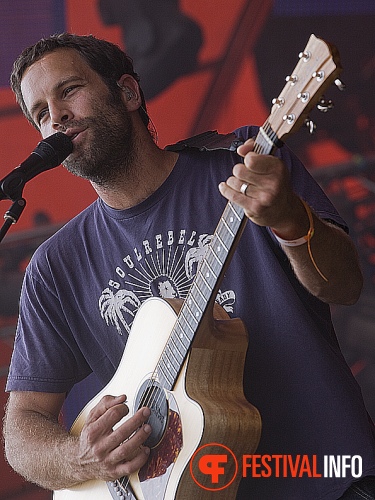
top-left (6, 256), bottom-right (91, 394)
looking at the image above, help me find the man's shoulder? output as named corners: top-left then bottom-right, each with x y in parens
top-left (31, 201), bottom-right (99, 261)
top-left (165, 126), bottom-right (259, 152)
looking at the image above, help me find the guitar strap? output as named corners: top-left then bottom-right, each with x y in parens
top-left (165, 130), bottom-right (244, 152)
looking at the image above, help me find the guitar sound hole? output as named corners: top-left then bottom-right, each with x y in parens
top-left (135, 379), bottom-right (168, 448)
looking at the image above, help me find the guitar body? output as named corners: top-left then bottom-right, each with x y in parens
top-left (54, 297), bottom-right (261, 499)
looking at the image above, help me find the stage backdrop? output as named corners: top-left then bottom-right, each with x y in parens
top-left (0, 2), bottom-right (374, 499)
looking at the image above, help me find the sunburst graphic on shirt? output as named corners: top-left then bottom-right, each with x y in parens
top-left (98, 233), bottom-right (235, 335)
top-left (127, 243), bottom-right (194, 302)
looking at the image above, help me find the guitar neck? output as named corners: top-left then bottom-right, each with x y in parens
top-left (153, 29), bottom-right (343, 389)
top-left (156, 127), bottom-right (275, 390)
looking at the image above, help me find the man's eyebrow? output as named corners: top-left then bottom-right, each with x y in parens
top-left (29, 76), bottom-right (86, 119)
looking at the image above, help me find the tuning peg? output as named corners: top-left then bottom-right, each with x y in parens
top-left (317, 96), bottom-right (334, 113)
top-left (272, 97), bottom-right (285, 107)
top-left (285, 74), bottom-right (298, 85)
top-left (299, 50), bottom-right (311, 62)
top-left (297, 92), bottom-right (310, 103)
top-left (304, 118), bottom-right (316, 134)
top-left (334, 78), bottom-right (346, 91)
top-left (312, 70), bottom-right (325, 81)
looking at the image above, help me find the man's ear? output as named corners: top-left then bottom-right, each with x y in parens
top-left (116, 84), bottom-right (134, 101)
top-left (116, 75), bottom-right (139, 103)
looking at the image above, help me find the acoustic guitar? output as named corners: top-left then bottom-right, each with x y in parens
top-left (54, 34), bottom-right (342, 499)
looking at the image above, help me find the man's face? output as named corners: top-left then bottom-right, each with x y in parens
top-left (20, 48), bottom-right (135, 185)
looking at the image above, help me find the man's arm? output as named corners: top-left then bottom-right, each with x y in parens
top-left (273, 210), bottom-right (363, 304)
top-left (219, 139), bottom-right (363, 305)
top-left (3, 390), bottom-right (151, 491)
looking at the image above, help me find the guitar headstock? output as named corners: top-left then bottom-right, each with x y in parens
top-left (268, 34), bottom-right (342, 142)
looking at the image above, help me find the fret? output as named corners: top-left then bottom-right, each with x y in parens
top-left (217, 226), bottom-right (233, 251)
top-left (184, 299), bottom-right (198, 320)
top-left (204, 257), bottom-right (222, 286)
top-left (186, 292), bottom-right (201, 317)
top-left (173, 318), bottom-right (191, 352)
top-left (259, 124), bottom-right (274, 147)
top-left (220, 215), bottom-right (236, 237)
top-left (172, 336), bottom-right (188, 360)
top-left (168, 333), bottom-right (185, 362)
top-left (157, 358), bottom-right (175, 388)
top-left (203, 258), bottom-right (218, 282)
top-left (162, 344), bottom-right (179, 373)
top-left (216, 232), bottom-right (229, 253)
top-left (179, 304), bottom-right (199, 336)
top-left (192, 280), bottom-right (209, 304)
top-left (228, 201), bottom-right (243, 221)
top-left (174, 322), bottom-right (190, 350)
top-left (208, 243), bottom-right (224, 266)
top-left (197, 267), bottom-right (213, 292)
top-left (163, 353), bottom-right (179, 378)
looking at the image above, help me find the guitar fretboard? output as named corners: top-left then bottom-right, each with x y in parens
top-left (153, 125), bottom-right (275, 390)
top-left (157, 200), bottom-right (245, 389)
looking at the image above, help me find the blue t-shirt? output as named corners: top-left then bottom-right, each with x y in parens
top-left (6, 126), bottom-right (375, 499)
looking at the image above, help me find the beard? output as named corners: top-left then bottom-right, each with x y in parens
top-left (62, 92), bottom-right (136, 187)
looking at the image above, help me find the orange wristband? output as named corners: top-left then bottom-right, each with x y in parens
top-left (272, 199), bottom-right (328, 282)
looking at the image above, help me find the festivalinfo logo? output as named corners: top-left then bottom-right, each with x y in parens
top-left (189, 443), bottom-right (363, 492)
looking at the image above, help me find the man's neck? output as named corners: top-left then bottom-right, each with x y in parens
top-left (92, 146), bottom-right (179, 210)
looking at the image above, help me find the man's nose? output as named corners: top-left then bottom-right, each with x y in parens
top-left (50, 104), bottom-right (73, 130)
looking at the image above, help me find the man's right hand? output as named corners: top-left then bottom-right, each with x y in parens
top-left (78, 394), bottom-right (152, 481)
top-left (3, 390), bottom-right (152, 491)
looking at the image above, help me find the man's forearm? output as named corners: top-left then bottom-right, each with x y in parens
top-left (283, 214), bottom-right (363, 305)
top-left (4, 404), bottom-right (84, 491)
top-left (4, 391), bottom-right (152, 491)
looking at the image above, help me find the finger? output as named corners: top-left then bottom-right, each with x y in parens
top-left (86, 395), bottom-right (128, 425)
top-left (113, 443), bottom-right (151, 479)
top-left (236, 138), bottom-right (255, 157)
top-left (106, 407), bottom-right (151, 451)
top-left (232, 157), bottom-right (273, 186)
top-left (242, 152), bottom-right (283, 175)
top-left (110, 420), bottom-right (152, 466)
top-left (219, 181), bottom-right (253, 205)
top-left (223, 173), bottom-right (255, 198)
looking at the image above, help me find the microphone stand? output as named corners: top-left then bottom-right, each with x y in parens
top-left (0, 198), bottom-right (26, 243)
top-left (0, 168), bottom-right (28, 244)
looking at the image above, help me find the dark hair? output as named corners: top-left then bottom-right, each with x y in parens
top-left (10, 32), bottom-right (149, 130)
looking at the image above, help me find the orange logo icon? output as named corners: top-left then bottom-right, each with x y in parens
top-left (190, 443), bottom-right (238, 491)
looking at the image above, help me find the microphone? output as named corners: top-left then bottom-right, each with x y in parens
top-left (0, 132), bottom-right (73, 201)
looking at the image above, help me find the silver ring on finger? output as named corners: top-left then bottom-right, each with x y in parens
top-left (240, 182), bottom-right (249, 196)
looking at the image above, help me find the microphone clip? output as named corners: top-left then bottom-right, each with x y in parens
top-left (0, 169), bottom-right (28, 202)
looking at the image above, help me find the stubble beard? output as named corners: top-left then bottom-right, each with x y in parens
top-left (62, 93), bottom-right (136, 188)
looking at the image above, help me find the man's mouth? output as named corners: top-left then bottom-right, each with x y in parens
top-left (65, 128), bottom-right (86, 142)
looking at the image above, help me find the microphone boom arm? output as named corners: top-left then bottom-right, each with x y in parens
top-left (0, 132), bottom-right (73, 243)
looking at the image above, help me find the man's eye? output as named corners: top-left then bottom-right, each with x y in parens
top-left (37, 109), bottom-right (49, 124)
top-left (63, 86), bottom-right (78, 97)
